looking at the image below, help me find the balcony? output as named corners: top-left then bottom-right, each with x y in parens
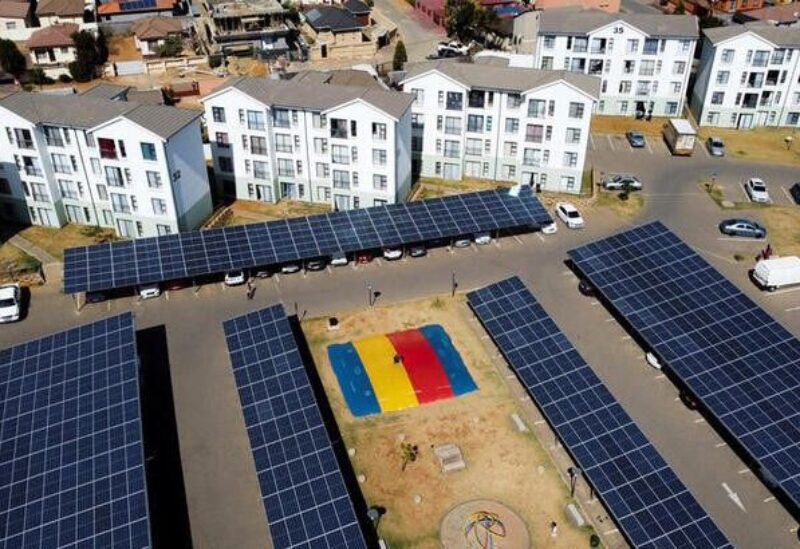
top-left (45, 137), bottom-right (64, 147)
top-left (24, 166), bottom-right (43, 177)
top-left (31, 193), bottom-right (49, 203)
top-left (590, 46), bottom-right (606, 54)
top-left (16, 139), bottom-right (34, 150)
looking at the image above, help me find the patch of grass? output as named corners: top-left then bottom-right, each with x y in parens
top-left (16, 224), bottom-right (118, 260)
top-left (760, 206), bottom-right (800, 256)
top-left (414, 176), bottom-right (512, 192)
top-left (700, 180), bottom-right (775, 211)
top-left (228, 199), bottom-right (330, 224)
top-left (581, 167), bottom-right (593, 196)
top-left (590, 114), bottom-right (671, 137)
top-left (0, 243), bottom-right (41, 283)
top-left (698, 127), bottom-right (800, 165)
top-left (733, 253), bottom-right (747, 262)
top-left (594, 190), bottom-right (644, 219)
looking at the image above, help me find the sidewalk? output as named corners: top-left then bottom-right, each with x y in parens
top-left (9, 235), bottom-right (59, 265)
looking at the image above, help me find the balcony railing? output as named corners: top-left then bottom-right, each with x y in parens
top-left (24, 166), bottom-right (43, 177)
top-left (45, 137), bottom-right (64, 147)
top-left (17, 140), bottom-right (34, 149)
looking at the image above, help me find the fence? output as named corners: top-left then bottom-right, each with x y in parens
top-left (104, 55), bottom-right (207, 77)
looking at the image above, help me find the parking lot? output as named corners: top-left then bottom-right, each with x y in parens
top-left (2, 143), bottom-right (800, 547)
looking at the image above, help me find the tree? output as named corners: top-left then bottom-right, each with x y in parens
top-left (444, 0), bottom-right (496, 43)
top-left (69, 30), bottom-right (101, 82)
top-left (27, 67), bottom-right (49, 85)
top-left (0, 39), bottom-right (26, 79)
top-left (392, 40), bottom-right (407, 71)
top-left (673, 0), bottom-right (685, 14)
top-left (155, 36), bottom-right (183, 58)
top-left (96, 28), bottom-right (109, 64)
top-left (699, 15), bottom-right (724, 28)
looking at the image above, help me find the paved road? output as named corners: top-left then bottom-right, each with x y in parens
top-left (373, 0), bottom-right (443, 62)
top-left (620, 0), bottom-right (663, 14)
top-left (2, 146), bottom-right (800, 548)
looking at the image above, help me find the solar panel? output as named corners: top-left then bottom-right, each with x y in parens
top-left (223, 305), bottom-right (368, 549)
top-left (467, 277), bottom-right (731, 549)
top-left (119, 0), bottom-right (157, 11)
top-left (0, 313), bottom-right (151, 548)
top-left (567, 221), bottom-right (800, 517)
top-left (63, 187), bottom-right (552, 294)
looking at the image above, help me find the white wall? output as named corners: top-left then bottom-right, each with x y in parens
top-left (165, 119), bottom-right (213, 230)
top-left (0, 17), bottom-right (34, 41)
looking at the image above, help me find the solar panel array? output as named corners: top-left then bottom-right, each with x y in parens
top-left (119, 0), bottom-right (157, 11)
top-left (223, 305), bottom-right (367, 549)
top-left (63, 187), bottom-right (552, 294)
top-left (0, 313), bottom-right (151, 548)
top-left (568, 221), bottom-right (800, 516)
top-left (467, 277), bottom-right (731, 549)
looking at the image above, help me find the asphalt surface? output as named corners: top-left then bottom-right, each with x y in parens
top-left (2, 140), bottom-right (800, 548)
top-left (373, 0), bottom-right (444, 62)
top-left (619, 0), bottom-right (663, 14)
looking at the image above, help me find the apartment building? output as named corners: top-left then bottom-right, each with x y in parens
top-left (0, 92), bottom-right (212, 238)
top-left (401, 59), bottom-right (599, 194)
top-left (515, 9), bottom-right (698, 117)
top-left (691, 24), bottom-right (800, 128)
top-left (202, 75), bottom-right (414, 210)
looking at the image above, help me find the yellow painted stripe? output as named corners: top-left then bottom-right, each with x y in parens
top-left (354, 335), bottom-right (419, 412)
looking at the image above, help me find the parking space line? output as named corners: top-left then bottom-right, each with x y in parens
top-left (716, 237), bottom-right (766, 242)
top-left (764, 496), bottom-right (775, 503)
top-left (781, 186), bottom-right (793, 204)
top-left (645, 139), bottom-right (653, 154)
top-left (693, 418), bottom-right (706, 424)
top-left (606, 135), bottom-right (615, 151)
top-left (739, 468), bottom-right (751, 475)
top-left (785, 305), bottom-right (800, 312)
top-left (589, 133), bottom-right (596, 151)
top-left (715, 442), bottom-right (727, 448)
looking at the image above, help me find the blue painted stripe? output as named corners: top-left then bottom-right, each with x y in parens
top-left (419, 325), bottom-right (477, 396)
top-left (327, 343), bottom-right (382, 417)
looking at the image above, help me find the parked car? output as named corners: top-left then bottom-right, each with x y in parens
top-left (706, 136), bottom-right (725, 157)
top-left (578, 279), bottom-right (594, 296)
top-left (254, 269), bottom-right (272, 278)
top-left (453, 237), bottom-right (472, 248)
top-left (382, 248), bottom-right (403, 260)
top-left (85, 291), bottom-right (107, 304)
top-left (601, 174), bottom-right (642, 191)
top-left (541, 222), bottom-right (558, 235)
top-left (409, 244), bottom-right (427, 257)
top-left (331, 252), bottom-right (349, 266)
top-left (356, 252), bottom-right (373, 264)
top-left (626, 130), bottom-right (646, 148)
top-left (426, 49), bottom-right (460, 60)
top-left (718, 219), bottom-right (767, 238)
top-left (745, 177), bottom-right (770, 203)
top-left (645, 352), bottom-right (662, 370)
top-left (556, 202), bottom-right (584, 229)
top-left (474, 232), bottom-right (492, 245)
top-left (224, 270), bottom-right (246, 286)
top-left (0, 283), bottom-right (21, 323)
top-left (752, 256), bottom-right (800, 291)
top-left (138, 284), bottom-right (161, 300)
top-left (790, 182), bottom-right (800, 205)
top-left (436, 40), bottom-right (470, 56)
top-left (305, 259), bottom-right (327, 271)
top-left (281, 263), bottom-right (301, 274)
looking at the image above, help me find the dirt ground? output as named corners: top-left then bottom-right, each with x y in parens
top-left (698, 127), bottom-right (800, 166)
top-left (13, 224), bottom-right (118, 260)
top-left (222, 200), bottom-right (331, 226)
top-left (109, 35), bottom-right (142, 62)
top-left (591, 114), bottom-right (672, 137)
top-left (302, 296), bottom-right (591, 549)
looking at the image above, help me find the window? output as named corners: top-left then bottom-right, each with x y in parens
top-left (105, 166), bottom-right (124, 187)
top-left (253, 160), bottom-right (268, 180)
top-left (96, 184), bottom-right (107, 200)
top-left (373, 175), bottom-right (388, 191)
top-left (372, 149), bottom-right (387, 166)
top-left (58, 180), bottom-right (79, 199)
top-left (446, 92), bottom-right (463, 111)
top-left (372, 122), bottom-right (387, 140)
top-left (505, 118), bottom-right (519, 134)
top-left (245, 110), bottom-right (265, 131)
top-left (787, 112), bottom-right (800, 125)
top-left (218, 156), bottom-right (233, 173)
top-left (437, 91), bottom-right (444, 107)
top-left (624, 60), bottom-right (635, 74)
top-left (679, 39), bottom-right (691, 53)
top-left (527, 99), bottom-right (546, 118)
top-left (565, 128), bottom-right (581, 144)
top-left (639, 60), bottom-right (655, 76)
top-left (118, 140), bottom-right (126, 158)
top-left (98, 138), bottom-right (116, 159)
top-left (216, 132), bottom-right (230, 148)
top-left (672, 81), bottom-right (682, 94)
top-left (543, 35), bottom-right (555, 49)
top-left (146, 171), bottom-right (162, 188)
top-left (312, 113), bottom-right (327, 129)
top-left (274, 134), bottom-right (292, 153)
top-left (572, 36), bottom-right (588, 53)
top-left (665, 102), bottom-right (678, 115)
top-left (752, 50), bottom-right (769, 67)
top-left (316, 163), bottom-right (330, 178)
top-left (721, 49), bottom-right (734, 64)
top-left (110, 193), bottom-right (130, 214)
top-left (468, 90), bottom-right (485, 109)
top-left (507, 93), bottom-right (522, 109)
top-left (212, 106), bottom-right (225, 123)
top-left (157, 224), bottom-right (171, 236)
top-left (333, 170), bottom-right (350, 189)
top-left (619, 81), bottom-right (632, 94)
top-left (444, 116), bottom-right (461, 135)
top-left (711, 92), bottom-right (725, 105)
top-left (503, 142), bottom-right (517, 157)
top-left (465, 138), bottom-right (482, 156)
top-left (330, 118), bottom-right (348, 139)
top-left (618, 101), bottom-right (629, 114)
top-left (568, 102), bottom-right (585, 118)
top-left (443, 140), bottom-right (460, 158)
top-left (152, 198), bottom-right (167, 216)
top-left (273, 109), bottom-right (290, 128)
top-left (561, 176), bottom-right (576, 190)
top-left (563, 152), bottom-right (578, 168)
top-left (541, 57), bottom-right (553, 70)
top-left (411, 88), bottom-right (424, 105)
top-left (332, 145), bottom-right (349, 164)
top-left (522, 148), bottom-right (541, 166)
top-left (467, 115), bottom-right (484, 132)
top-left (627, 39), bottom-right (639, 54)
top-left (525, 124), bottom-right (543, 143)
top-left (673, 61), bottom-right (686, 75)
top-left (411, 113), bottom-right (423, 129)
top-left (13, 128), bottom-right (33, 149)
top-left (277, 158), bottom-right (294, 177)
top-left (44, 126), bottom-right (64, 147)
top-left (643, 38), bottom-right (658, 55)
top-left (502, 165), bottom-right (516, 180)
top-left (51, 153), bottom-right (71, 174)
top-left (250, 136), bottom-right (268, 155)
top-left (351, 147), bottom-right (358, 162)
top-left (140, 142), bottom-right (157, 161)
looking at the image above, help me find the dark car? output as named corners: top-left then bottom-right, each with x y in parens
top-left (305, 258), bottom-right (327, 271)
top-left (578, 279), bottom-right (595, 296)
top-left (626, 130), bottom-right (646, 148)
top-left (718, 219), bottom-right (767, 238)
top-left (85, 291), bottom-right (107, 304)
top-left (790, 182), bottom-right (800, 205)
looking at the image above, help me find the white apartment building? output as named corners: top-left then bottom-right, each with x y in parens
top-left (401, 59), bottom-right (599, 194)
top-left (691, 24), bottom-right (800, 128)
top-left (517, 9), bottom-right (698, 117)
top-left (202, 75), bottom-right (414, 210)
top-left (0, 92), bottom-right (213, 238)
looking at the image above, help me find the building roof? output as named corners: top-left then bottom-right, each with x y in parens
top-left (305, 6), bottom-right (363, 32)
top-left (403, 59), bottom-right (601, 98)
top-left (343, 0), bottom-right (369, 14)
top-left (80, 83), bottom-right (131, 100)
top-left (98, 0), bottom-right (174, 15)
top-left (0, 1), bottom-right (30, 18)
top-left (735, 4), bottom-right (800, 25)
top-left (703, 22), bottom-right (800, 47)
top-left (36, 0), bottom-right (84, 16)
top-left (211, 76), bottom-right (414, 119)
top-left (289, 69), bottom-right (384, 89)
top-left (537, 8), bottom-right (699, 39)
top-left (27, 23), bottom-right (79, 49)
top-left (127, 89), bottom-right (166, 104)
top-left (0, 92), bottom-right (200, 138)
top-left (132, 15), bottom-right (184, 39)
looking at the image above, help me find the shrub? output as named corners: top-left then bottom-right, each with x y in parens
top-left (58, 74), bottom-right (73, 83)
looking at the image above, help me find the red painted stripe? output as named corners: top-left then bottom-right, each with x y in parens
top-left (387, 329), bottom-right (454, 403)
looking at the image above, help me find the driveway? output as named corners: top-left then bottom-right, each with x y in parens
top-left (373, 0), bottom-right (444, 62)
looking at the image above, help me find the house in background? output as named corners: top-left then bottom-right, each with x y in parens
top-left (665, 0), bottom-right (763, 17)
top-left (343, 0), bottom-right (370, 25)
top-left (0, 0), bottom-right (35, 41)
top-left (97, 0), bottom-right (179, 23)
top-left (196, 0), bottom-right (293, 58)
top-left (27, 23), bottom-right (79, 78)
top-left (132, 15), bottom-right (186, 55)
top-left (36, 0), bottom-right (89, 26)
top-left (303, 4), bottom-right (377, 60)
top-left (733, 4), bottom-right (800, 27)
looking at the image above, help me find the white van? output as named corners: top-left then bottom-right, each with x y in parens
top-left (752, 256), bottom-right (800, 291)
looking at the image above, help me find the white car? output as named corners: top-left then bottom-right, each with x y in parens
top-left (382, 247), bottom-right (403, 260)
top-left (224, 270), bottom-right (246, 286)
top-left (474, 232), bottom-right (492, 245)
top-left (331, 252), bottom-right (348, 266)
top-left (541, 222), bottom-right (558, 235)
top-left (745, 178), bottom-right (770, 203)
top-left (645, 352), bottom-right (662, 370)
top-left (138, 284), bottom-right (161, 299)
top-left (453, 238), bottom-right (471, 248)
top-left (0, 283), bottom-right (21, 323)
top-left (281, 264), bottom-right (301, 274)
top-left (556, 202), bottom-right (585, 229)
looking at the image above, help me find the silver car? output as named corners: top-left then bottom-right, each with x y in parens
top-left (706, 137), bottom-right (725, 157)
top-left (601, 174), bottom-right (643, 191)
